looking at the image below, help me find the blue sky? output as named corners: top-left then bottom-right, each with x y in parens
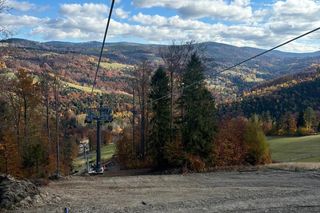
top-left (1, 0), bottom-right (320, 52)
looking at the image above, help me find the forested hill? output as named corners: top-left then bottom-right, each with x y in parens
top-left (1, 38), bottom-right (320, 104)
top-left (222, 70), bottom-right (320, 119)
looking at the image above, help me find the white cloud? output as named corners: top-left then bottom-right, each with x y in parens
top-left (132, 13), bottom-right (169, 26)
top-left (7, 0), bottom-right (35, 11)
top-left (132, 0), bottom-right (253, 21)
top-left (273, 0), bottom-right (320, 18)
top-left (115, 8), bottom-right (130, 19)
top-left (0, 13), bottom-right (43, 27)
top-left (59, 3), bottom-right (108, 19)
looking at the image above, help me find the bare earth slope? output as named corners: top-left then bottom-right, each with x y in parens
top-left (20, 169), bottom-right (320, 213)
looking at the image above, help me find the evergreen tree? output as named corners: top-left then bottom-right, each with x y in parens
top-left (297, 111), bottom-right (305, 128)
top-left (149, 67), bottom-right (170, 167)
top-left (180, 54), bottom-right (216, 161)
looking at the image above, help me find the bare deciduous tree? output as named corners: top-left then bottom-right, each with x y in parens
top-left (39, 70), bottom-right (54, 143)
top-left (160, 41), bottom-right (205, 142)
top-left (132, 61), bottom-right (152, 158)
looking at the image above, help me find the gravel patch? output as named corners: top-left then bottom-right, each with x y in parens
top-left (15, 168), bottom-right (320, 213)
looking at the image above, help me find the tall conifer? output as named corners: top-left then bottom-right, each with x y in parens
top-left (149, 67), bottom-right (170, 167)
top-left (180, 54), bottom-right (216, 160)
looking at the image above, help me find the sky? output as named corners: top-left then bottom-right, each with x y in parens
top-left (1, 0), bottom-right (320, 52)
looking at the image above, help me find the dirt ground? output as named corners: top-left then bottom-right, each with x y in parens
top-left (16, 166), bottom-right (320, 213)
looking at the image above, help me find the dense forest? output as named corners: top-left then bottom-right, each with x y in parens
top-left (221, 70), bottom-right (320, 136)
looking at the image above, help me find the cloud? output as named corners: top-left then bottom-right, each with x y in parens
top-left (273, 0), bottom-right (320, 18)
top-left (59, 3), bottom-right (108, 19)
top-left (272, 1), bottom-right (320, 30)
top-left (0, 13), bottom-right (43, 27)
top-left (132, 13), bottom-right (168, 26)
top-left (2, 1), bottom-right (320, 52)
top-left (132, 0), bottom-right (253, 21)
top-left (6, 0), bottom-right (35, 11)
top-left (115, 8), bottom-right (130, 19)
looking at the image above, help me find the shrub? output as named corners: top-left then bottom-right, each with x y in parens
top-left (296, 127), bottom-right (313, 136)
top-left (213, 117), bottom-right (248, 167)
top-left (244, 119), bottom-right (271, 165)
top-left (186, 154), bottom-right (205, 172)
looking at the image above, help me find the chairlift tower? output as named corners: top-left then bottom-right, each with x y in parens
top-left (85, 96), bottom-right (113, 174)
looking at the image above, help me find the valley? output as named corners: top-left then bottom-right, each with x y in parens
top-left (1, 38), bottom-right (320, 107)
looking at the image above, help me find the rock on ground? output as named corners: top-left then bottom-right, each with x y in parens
top-left (0, 175), bottom-right (44, 210)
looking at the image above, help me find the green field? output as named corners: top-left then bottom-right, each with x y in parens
top-left (73, 143), bottom-right (116, 171)
top-left (267, 135), bottom-right (320, 162)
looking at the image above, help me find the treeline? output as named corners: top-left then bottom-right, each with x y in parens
top-left (117, 44), bottom-right (271, 171)
top-left (0, 69), bottom-right (80, 178)
top-left (245, 108), bottom-right (320, 136)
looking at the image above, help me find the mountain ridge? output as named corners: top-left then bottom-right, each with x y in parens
top-left (2, 38), bottom-right (320, 56)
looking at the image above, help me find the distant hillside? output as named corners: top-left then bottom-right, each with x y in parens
top-left (1, 38), bottom-right (320, 103)
top-left (222, 70), bottom-right (320, 119)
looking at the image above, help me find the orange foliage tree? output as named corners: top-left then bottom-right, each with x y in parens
top-left (213, 117), bottom-right (248, 167)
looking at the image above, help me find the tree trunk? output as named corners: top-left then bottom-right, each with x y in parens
top-left (170, 69), bottom-right (174, 143)
top-left (132, 88), bottom-right (135, 155)
top-left (46, 93), bottom-right (50, 142)
top-left (54, 80), bottom-right (60, 176)
top-left (140, 77), bottom-right (145, 159)
top-left (23, 96), bottom-right (27, 144)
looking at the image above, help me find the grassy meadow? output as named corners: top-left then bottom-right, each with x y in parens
top-left (73, 143), bottom-right (116, 171)
top-left (267, 135), bottom-right (320, 162)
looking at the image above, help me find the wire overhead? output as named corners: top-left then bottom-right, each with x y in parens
top-left (149, 27), bottom-right (320, 105)
top-left (91, 0), bottom-right (116, 95)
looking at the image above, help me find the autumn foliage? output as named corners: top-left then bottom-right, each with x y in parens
top-left (213, 116), bottom-right (271, 167)
top-left (213, 117), bottom-right (248, 167)
top-left (116, 128), bottom-right (152, 169)
top-left (0, 69), bottom-right (78, 178)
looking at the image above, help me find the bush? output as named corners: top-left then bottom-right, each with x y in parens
top-left (213, 116), bottom-right (271, 167)
top-left (296, 127), bottom-right (313, 136)
top-left (244, 119), bottom-right (271, 165)
top-left (186, 154), bottom-right (205, 172)
top-left (213, 117), bottom-right (248, 167)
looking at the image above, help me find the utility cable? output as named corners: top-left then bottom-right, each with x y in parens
top-left (149, 27), bottom-right (320, 104)
top-left (91, 0), bottom-right (115, 95)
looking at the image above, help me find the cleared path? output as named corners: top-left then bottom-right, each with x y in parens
top-left (21, 168), bottom-right (320, 213)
